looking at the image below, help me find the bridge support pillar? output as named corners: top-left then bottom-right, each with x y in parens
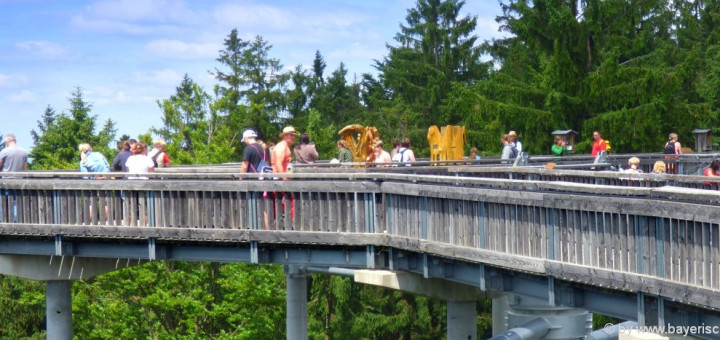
top-left (501, 295), bottom-right (592, 340)
top-left (492, 295), bottom-right (510, 336)
top-left (447, 301), bottom-right (477, 340)
top-left (46, 280), bottom-right (72, 340)
top-left (285, 265), bottom-right (307, 340)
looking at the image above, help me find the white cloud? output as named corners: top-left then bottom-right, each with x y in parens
top-left (0, 74), bottom-right (30, 88)
top-left (71, 0), bottom-right (201, 34)
top-left (214, 4), bottom-right (294, 31)
top-left (7, 90), bottom-right (37, 103)
top-left (132, 69), bottom-right (184, 86)
top-left (15, 41), bottom-right (68, 58)
top-left (145, 40), bottom-right (219, 59)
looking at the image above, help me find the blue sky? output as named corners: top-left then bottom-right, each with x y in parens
top-left (0, 0), bottom-right (505, 152)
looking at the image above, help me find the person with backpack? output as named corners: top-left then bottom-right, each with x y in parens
top-left (591, 131), bottom-right (608, 156)
top-left (663, 132), bottom-right (682, 174)
top-left (508, 131), bottom-right (522, 153)
top-left (239, 129), bottom-right (271, 178)
top-left (148, 139), bottom-right (171, 168)
top-left (391, 137), bottom-right (416, 166)
top-left (663, 133), bottom-right (682, 155)
top-left (501, 134), bottom-right (517, 163)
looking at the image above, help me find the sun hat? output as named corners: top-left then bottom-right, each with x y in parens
top-left (279, 126), bottom-right (297, 138)
top-left (508, 131), bottom-right (517, 136)
top-left (242, 129), bottom-right (257, 142)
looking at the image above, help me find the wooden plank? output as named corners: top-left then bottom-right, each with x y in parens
top-left (702, 222), bottom-right (710, 288)
top-left (713, 224), bottom-right (719, 289)
top-left (560, 209), bottom-right (569, 263)
top-left (627, 215), bottom-right (636, 273)
top-left (647, 217), bottom-right (657, 277)
top-left (581, 210), bottom-right (590, 266)
top-left (666, 218), bottom-right (674, 281)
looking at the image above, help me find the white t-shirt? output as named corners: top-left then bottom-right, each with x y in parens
top-left (125, 155), bottom-right (155, 179)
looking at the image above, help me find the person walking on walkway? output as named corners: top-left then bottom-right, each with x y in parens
top-left (591, 131), bottom-right (608, 156)
top-left (294, 133), bottom-right (318, 164)
top-left (0, 133), bottom-right (28, 222)
top-left (663, 133), bottom-right (682, 174)
top-left (0, 133), bottom-right (28, 174)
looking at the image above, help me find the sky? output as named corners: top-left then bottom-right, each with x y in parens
top-left (0, 0), bottom-right (506, 152)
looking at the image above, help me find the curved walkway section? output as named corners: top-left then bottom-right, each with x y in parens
top-left (0, 172), bottom-right (719, 336)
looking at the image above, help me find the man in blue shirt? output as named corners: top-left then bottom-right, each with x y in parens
top-left (79, 143), bottom-right (110, 177)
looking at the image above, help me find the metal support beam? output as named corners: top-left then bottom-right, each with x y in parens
top-left (285, 265), bottom-right (307, 340)
top-left (447, 301), bottom-right (477, 340)
top-left (46, 280), bottom-right (72, 340)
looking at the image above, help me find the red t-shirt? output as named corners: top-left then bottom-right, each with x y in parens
top-left (704, 168), bottom-right (718, 185)
top-left (591, 139), bottom-right (607, 156)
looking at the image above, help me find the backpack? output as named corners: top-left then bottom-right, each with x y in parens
top-left (152, 151), bottom-right (166, 168)
top-left (663, 141), bottom-right (676, 154)
top-left (249, 144), bottom-right (273, 174)
top-left (509, 143), bottom-right (519, 159)
top-left (604, 140), bottom-right (611, 153)
top-left (392, 148), bottom-right (412, 166)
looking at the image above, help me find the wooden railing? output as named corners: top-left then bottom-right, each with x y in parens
top-left (0, 172), bottom-right (718, 309)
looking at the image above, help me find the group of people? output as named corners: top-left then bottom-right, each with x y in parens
top-left (368, 138), bottom-right (416, 166)
top-left (239, 126), bottom-right (420, 175)
top-left (81, 139), bottom-right (171, 179)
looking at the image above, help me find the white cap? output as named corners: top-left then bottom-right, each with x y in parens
top-left (242, 129), bottom-right (257, 142)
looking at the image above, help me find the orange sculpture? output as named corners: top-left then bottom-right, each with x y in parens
top-left (428, 125), bottom-right (466, 163)
top-left (338, 125), bottom-right (381, 162)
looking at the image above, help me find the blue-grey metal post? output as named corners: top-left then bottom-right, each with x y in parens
top-left (46, 280), bottom-right (72, 340)
top-left (285, 265), bottom-right (307, 340)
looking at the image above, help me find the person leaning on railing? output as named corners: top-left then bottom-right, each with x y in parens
top-left (551, 136), bottom-right (566, 157)
top-left (336, 140), bottom-right (353, 163)
top-left (78, 143), bottom-right (110, 179)
top-left (703, 160), bottom-right (720, 185)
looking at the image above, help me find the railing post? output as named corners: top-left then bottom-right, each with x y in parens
top-left (421, 196), bottom-right (428, 240)
top-left (477, 202), bottom-right (486, 249)
top-left (365, 193), bottom-right (376, 268)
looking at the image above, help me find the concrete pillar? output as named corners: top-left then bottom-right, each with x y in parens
top-left (493, 295), bottom-right (510, 336)
top-left (46, 280), bottom-right (72, 340)
top-left (285, 265), bottom-right (307, 340)
top-left (447, 301), bottom-right (477, 340)
top-left (505, 295), bottom-right (592, 340)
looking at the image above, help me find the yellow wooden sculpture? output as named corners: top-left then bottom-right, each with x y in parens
top-left (338, 125), bottom-right (381, 162)
top-left (428, 125), bottom-right (466, 162)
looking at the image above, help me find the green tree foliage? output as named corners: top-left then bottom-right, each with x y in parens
top-left (0, 276), bottom-right (45, 339)
top-left (212, 30), bottom-right (289, 150)
top-left (380, 0), bottom-right (488, 126)
top-left (155, 74), bottom-right (235, 164)
top-left (310, 63), bottom-right (365, 126)
top-left (29, 87), bottom-right (116, 170)
top-left (73, 262), bottom-right (286, 339)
